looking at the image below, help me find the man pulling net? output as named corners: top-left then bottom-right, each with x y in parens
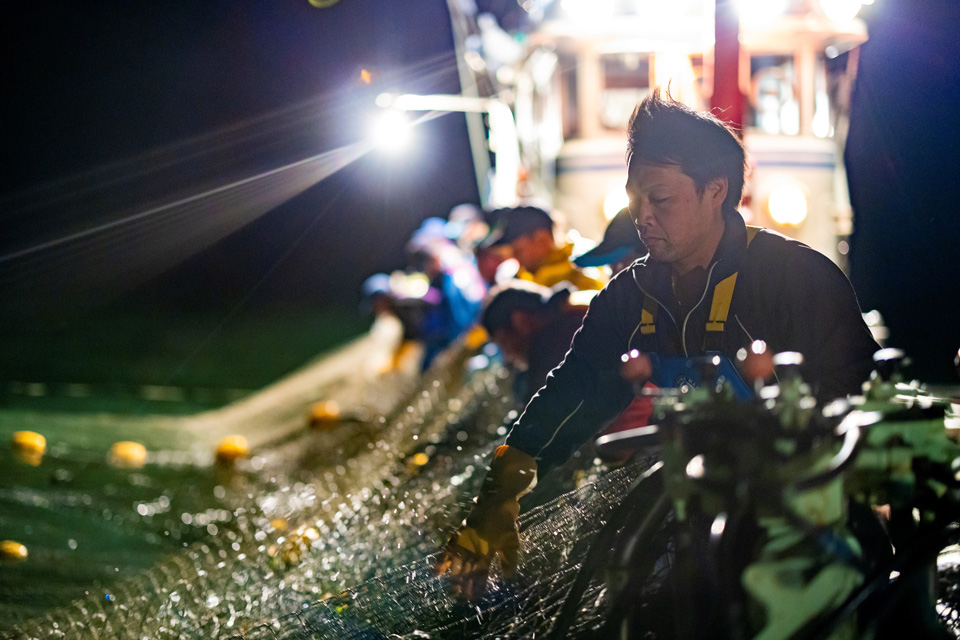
top-left (435, 88), bottom-right (879, 600)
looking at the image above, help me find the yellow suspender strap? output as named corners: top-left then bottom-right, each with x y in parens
top-left (640, 293), bottom-right (658, 334)
top-left (705, 226), bottom-right (760, 334)
top-left (644, 226), bottom-right (762, 338)
top-left (705, 273), bottom-right (738, 332)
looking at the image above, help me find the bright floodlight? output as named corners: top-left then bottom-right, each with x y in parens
top-left (735, 0), bottom-right (789, 25)
top-left (369, 110), bottom-right (413, 155)
top-left (767, 182), bottom-right (808, 227)
top-left (819, 0), bottom-right (863, 22)
top-left (603, 187), bottom-right (630, 220)
top-left (561, 0), bottom-right (615, 21)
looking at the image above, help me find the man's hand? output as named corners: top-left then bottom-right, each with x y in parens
top-left (434, 445), bottom-right (537, 600)
top-left (434, 500), bottom-right (521, 600)
top-left (621, 349), bottom-right (653, 384)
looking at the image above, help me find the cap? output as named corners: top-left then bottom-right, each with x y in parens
top-left (481, 280), bottom-right (571, 334)
top-left (407, 217), bottom-right (450, 253)
top-left (362, 273), bottom-right (392, 298)
top-left (480, 205), bottom-right (554, 248)
top-left (573, 208), bottom-right (646, 268)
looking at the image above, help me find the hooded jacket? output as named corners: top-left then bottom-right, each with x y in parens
top-left (506, 209), bottom-right (879, 475)
top-left (517, 242), bottom-right (606, 291)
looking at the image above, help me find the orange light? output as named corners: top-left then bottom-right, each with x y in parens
top-left (360, 69), bottom-right (372, 84)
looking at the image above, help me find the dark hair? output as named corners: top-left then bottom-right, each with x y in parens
top-left (626, 88), bottom-right (746, 213)
top-left (481, 281), bottom-right (569, 334)
top-left (481, 205), bottom-right (555, 248)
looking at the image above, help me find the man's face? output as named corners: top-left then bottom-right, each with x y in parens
top-left (476, 246), bottom-right (510, 285)
top-left (492, 327), bottom-right (529, 370)
top-left (625, 163), bottom-right (724, 271)
top-left (509, 229), bottom-right (551, 273)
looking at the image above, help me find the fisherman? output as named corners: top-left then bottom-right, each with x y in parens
top-left (406, 219), bottom-right (486, 370)
top-left (481, 204), bottom-right (605, 291)
top-left (480, 280), bottom-right (590, 406)
top-left (435, 89), bottom-right (879, 599)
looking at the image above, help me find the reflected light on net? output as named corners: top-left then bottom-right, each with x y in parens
top-left (686, 454), bottom-right (706, 479)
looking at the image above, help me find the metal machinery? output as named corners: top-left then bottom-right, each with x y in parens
top-left (488, 0), bottom-right (868, 266)
top-left (549, 347), bottom-right (960, 639)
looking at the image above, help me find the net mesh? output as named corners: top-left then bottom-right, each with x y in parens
top-left (6, 346), bottom-right (648, 640)
top-left (5, 343), bottom-right (958, 640)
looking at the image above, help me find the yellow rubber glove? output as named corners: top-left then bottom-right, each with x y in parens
top-left (435, 445), bottom-right (538, 600)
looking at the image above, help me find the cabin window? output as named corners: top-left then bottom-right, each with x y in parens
top-left (748, 55), bottom-right (799, 135)
top-left (560, 53), bottom-right (579, 139)
top-left (600, 53), bottom-right (650, 130)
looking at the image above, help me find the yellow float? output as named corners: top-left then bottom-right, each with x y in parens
top-left (108, 441), bottom-right (147, 469)
top-left (308, 400), bottom-right (341, 428)
top-left (11, 431), bottom-right (46, 466)
top-left (0, 540), bottom-right (28, 562)
top-left (215, 435), bottom-right (250, 466)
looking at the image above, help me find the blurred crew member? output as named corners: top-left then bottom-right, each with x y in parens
top-left (407, 220), bottom-right (486, 370)
top-left (572, 206), bottom-right (647, 275)
top-left (435, 89), bottom-right (879, 599)
top-left (481, 281), bottom-right (591, 405)
top-left (482, 205), bottom-right (605, 291)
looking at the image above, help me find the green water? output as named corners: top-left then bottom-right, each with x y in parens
top-left (1, 305), bottom-right (368, 415)
top-left (0, 304), bottom-right (369, 631)
top-left (0, 446), bottom-right (249, 627)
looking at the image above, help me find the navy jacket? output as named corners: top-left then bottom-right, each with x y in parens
top-left (506, 210), bottom-right (879, 475)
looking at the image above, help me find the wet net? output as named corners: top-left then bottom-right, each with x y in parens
top-left (5, 344), bottom-right (652, 640)
top-left (5, 341), bottom-right (959, 640)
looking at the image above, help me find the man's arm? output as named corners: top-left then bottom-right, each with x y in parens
top-left (770, 243), bottom-right (879, 400)
top-left (506, 277), bottom-right (636, 477)
top-left (434, 276), bottom-right (637, 599)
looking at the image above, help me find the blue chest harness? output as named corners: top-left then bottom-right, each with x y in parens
top-left (648, 353), bottom-right (753, 400)
top-left (637, 227), bottom-right (760, 401)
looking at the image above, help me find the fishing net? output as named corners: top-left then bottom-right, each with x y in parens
top-left (4, 343), bottom-right (652, 640)
top-left (5, 341), bottom-right (958, 640)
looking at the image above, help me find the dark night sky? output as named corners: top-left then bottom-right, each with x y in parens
top-left (0, 0), bottom-right (490, 319)
top-left (1, 0), bottom-right (959, 380)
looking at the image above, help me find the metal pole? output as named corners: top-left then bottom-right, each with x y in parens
top-left (445, 0), bottom-right (493, 207)
top-left (711, 0), bottom-right (745, 132)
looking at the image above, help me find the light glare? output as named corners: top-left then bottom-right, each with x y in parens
top-left (819, 0), bottom-right (863, 22)
top-left (561, 0), bottom-right (615, 21)
top-left (603, 187), bottom-right (630, 220)
top-left (369, 110), bottom-right (413, 155)
top-left (735, 0), bottom-right (789, 25)
top-left (767, 183), bottom-right (808, 227)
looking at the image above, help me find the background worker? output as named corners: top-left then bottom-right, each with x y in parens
top-left (481, 205), bottom-right (605, 291)
top-left (480, 281), bottom-right (591, 406)
top-left (435, 89), bottom-right (879, 599)
top-left (572, 206), bottom-right (647, 276)
top-left (398, 219), bottom-right (485, 370)
top-left (481, 280), bottom-right (652, 466)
